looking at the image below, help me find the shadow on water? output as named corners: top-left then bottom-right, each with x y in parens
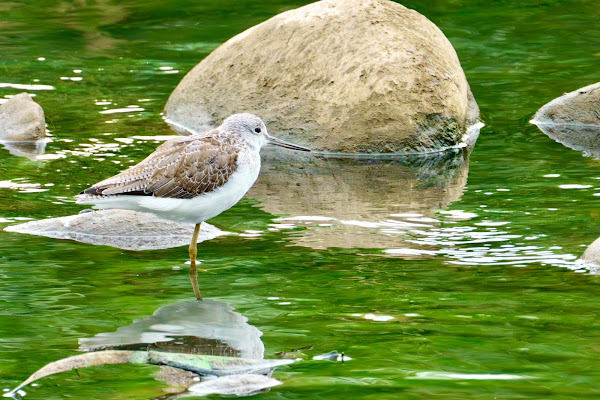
top-left (250, 146), bottom-right (472, 250)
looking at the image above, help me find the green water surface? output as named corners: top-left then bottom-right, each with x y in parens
top-left (1, 1), bottom-right (600, 399)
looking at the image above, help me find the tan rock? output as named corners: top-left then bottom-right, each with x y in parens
top-left (581, 236), bottom-right (600, 264)
top-left (531, 82), bottom-right (600, 157)
top-left (532, 82), bottom-right (600, 126)
top-left (165, 0), bottom-right (479, 153)
top-left (578, 236), bottom-right (600, 274)
top-left (0, 93), bottom-right (46, 141)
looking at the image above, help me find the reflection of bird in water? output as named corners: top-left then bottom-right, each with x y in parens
top-left (79, 299), bottom-right (266, 360)
top-left (76, 113), bottom-right (309, 300)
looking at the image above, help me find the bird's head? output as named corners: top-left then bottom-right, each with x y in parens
top-left (220, 113), bottom-right (310, 152)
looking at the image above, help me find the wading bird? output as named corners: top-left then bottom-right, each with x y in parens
top-left (76, 113), bottom-right (310, 300)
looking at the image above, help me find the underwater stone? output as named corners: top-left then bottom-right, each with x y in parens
top-left (164, 0), bottom-right (479, 153)
top-left (4, 209), bottom-right (228, 251)
top-left (532, 82), bottom-right (600, 126)
top-left (0, 93), bottom-right (46, 141)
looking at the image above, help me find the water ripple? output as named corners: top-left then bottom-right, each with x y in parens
top-left (384, 217), bottom-right (581, 271)
top-left (408, 371), bottom-right (532, 380)
top-left (0, 82), bottom-right (54, 90)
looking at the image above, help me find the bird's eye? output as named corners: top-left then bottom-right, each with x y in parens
top-left (254, 127), bottom-right (261, 133)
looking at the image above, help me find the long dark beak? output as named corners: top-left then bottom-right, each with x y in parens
top-left (267, 135), bottom-right (311, 152)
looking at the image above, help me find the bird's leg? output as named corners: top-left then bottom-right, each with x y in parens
top-left (189, 222), bottom-right (202, 301)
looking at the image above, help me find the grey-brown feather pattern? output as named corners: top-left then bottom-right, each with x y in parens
top-left (83, 132), bottom-right (239, 199)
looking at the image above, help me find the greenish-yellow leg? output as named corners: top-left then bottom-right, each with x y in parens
top-left (189, 223), bottom-right (202, 301)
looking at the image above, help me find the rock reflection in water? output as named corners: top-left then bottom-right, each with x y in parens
top-left (4, 209), bottom-right (228, 251)
top-left (0, 139), bottom-right (47, 160)
top-left (532, 123), bottom-right (600, 158)
top-left (249, 148), bottom-right (470, 250)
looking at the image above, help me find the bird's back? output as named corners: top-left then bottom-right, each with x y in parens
top-left (76, 132), bottom-right (261, 223)
top-left (79, 132), bottom-right (242, 199)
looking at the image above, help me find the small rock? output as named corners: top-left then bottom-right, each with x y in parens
top-left (532, 82), bottom-right (600, 126)
top-left (0, 93), bottom-right (46, 141)
top-left (531, 82), bottom-right (600, 157)
top-left (3, 209), bottom-right (228, 251)
top-left (580, 237), bottom-right (600, 272)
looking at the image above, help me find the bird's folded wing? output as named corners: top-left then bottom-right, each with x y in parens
top-left (146, 137), bottom-right (239, 198)
top-left (86, 134), bottom-right (239, 199)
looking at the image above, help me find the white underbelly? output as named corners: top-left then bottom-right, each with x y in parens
top-left (78, 154), bottom-right (261, 224)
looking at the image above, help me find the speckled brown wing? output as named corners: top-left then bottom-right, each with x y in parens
top-left (82, 133), bottom-right (239, 199)
top-left (146, 136), bottom-right (239, 198)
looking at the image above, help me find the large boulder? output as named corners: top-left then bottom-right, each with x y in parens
top-left (165, 0), bottom-right (479, 153)
top-left (0, 93), bottom-right (46, 141)
top-left (532, 82), bottom-right (600, 126)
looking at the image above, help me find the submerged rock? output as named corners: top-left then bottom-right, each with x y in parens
top-left (165, 0), bottom-right (479, 153)
top-left (532, 82), bottom-right (600, 126)
top-left (76, 299), bottom-right (290, 397)
top-left (0, 93), bottom-right (46, 141)
top-left (3, 209), bottom-right (228, 251)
